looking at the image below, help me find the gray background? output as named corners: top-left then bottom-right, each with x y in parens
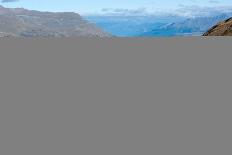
top-left (0, 37), bottom-right (231, 155)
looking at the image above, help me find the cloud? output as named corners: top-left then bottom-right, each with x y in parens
top-left (100, 7), bottom-right (148, 16)
top-left (208, 0), bottom-right (220, 4)
top-left (94, 3), bottom-right (232, 18)
top-left (173, 5), bottom-right (232, 17)
top-left (1, 0), bottom-right (19, 3)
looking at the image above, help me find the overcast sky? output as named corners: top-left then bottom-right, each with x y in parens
top-left (1, 0), bottom-right (232, 15)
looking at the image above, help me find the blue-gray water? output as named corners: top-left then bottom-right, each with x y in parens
top-left (84, 15), bottom-right (185, 37)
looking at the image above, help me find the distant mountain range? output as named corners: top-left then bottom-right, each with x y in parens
top-left (203, 17), bottom-right (232, 36)
top-left (85, 15), bottom-right (185, 37)
top-left (86, 13), bottom-right (232, 37)
top-left (140, 13), bottom-right (232, 37)
top-left (0, 6), bottom-right (111, 38)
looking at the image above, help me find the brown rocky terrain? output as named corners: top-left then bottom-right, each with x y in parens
top-left (0, 5), bottom-right (111, 38)
top-left (203, 17), bottom-right (232, 36)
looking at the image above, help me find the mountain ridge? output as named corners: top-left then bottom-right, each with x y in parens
top-left (139, 13), bottom-right (232, 37)
top-left (0, 5), bottom-right (111, 38)
top-left (203, 17), bottom-right (232, 36)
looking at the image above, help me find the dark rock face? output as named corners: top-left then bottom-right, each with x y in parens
top-left (203, 17), bottom-right (232, 36)
top-left (0, 6), bottom-right (111, 38)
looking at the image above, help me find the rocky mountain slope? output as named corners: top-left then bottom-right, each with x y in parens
top-left (203, 17), bottom-right (232, 36)
top-left (0, 6), bottom-right (111, 38)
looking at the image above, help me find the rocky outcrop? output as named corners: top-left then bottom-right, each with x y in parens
top-left (203, 17), bottom-right (232, 36)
